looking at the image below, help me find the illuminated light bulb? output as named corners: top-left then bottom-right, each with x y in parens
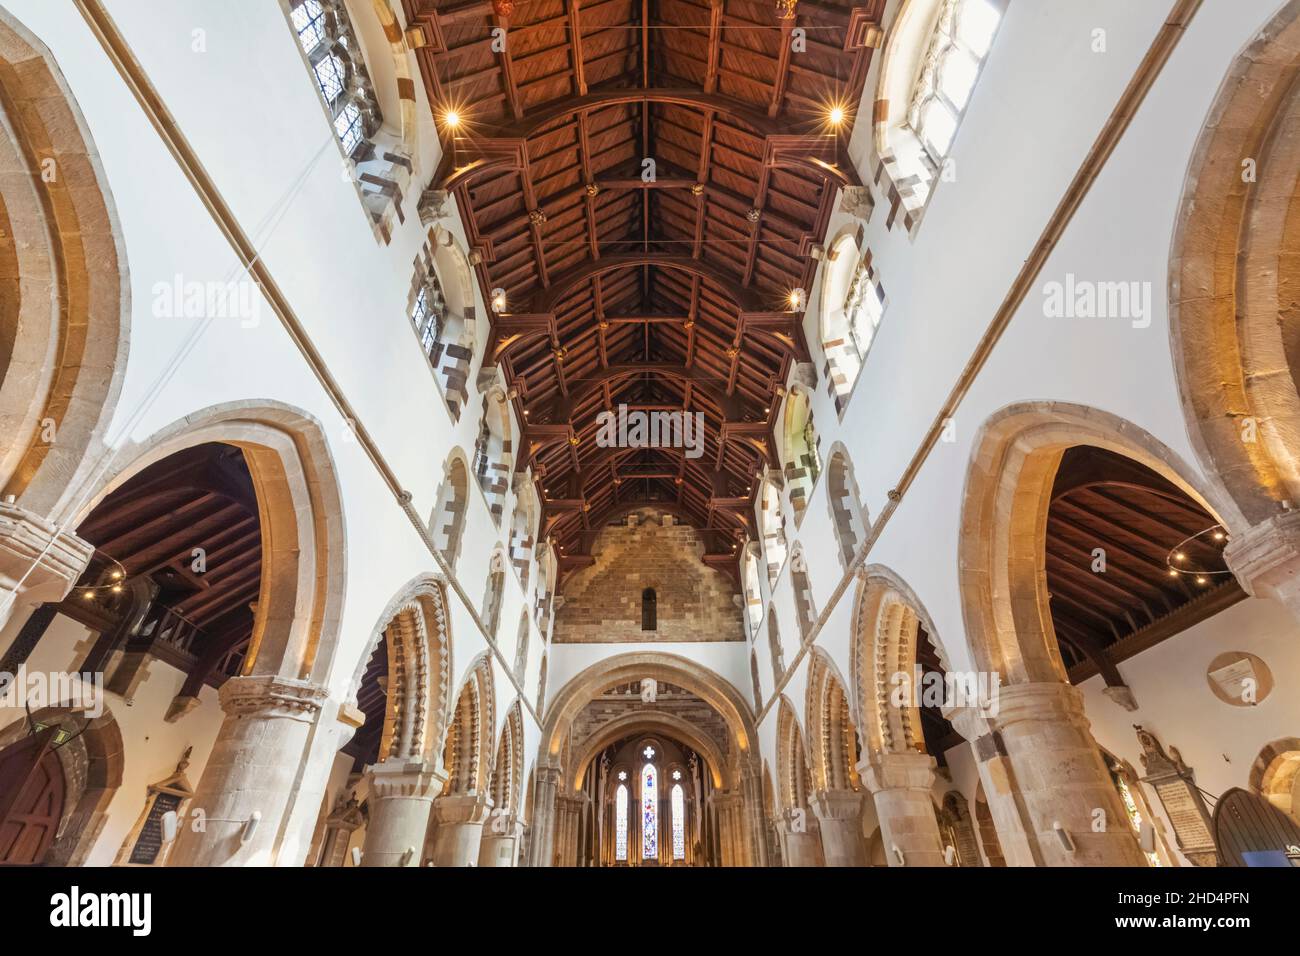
top-left (111, 585), bottom-right (123, 594)
top-left (110, 569), bottom-right (123, 580)
top-left (83, 589), bottom-right (94, 599)
top-left (1167, 569), bottom-right (1178, 577)
top-left (1174, 552), bottom-right (1185, 562)
top-left (828, 105), bottom-right (845, 127)
top-left (1212, 531), bottom-right (1225, 541)
top-left (443, 110), bottom-right (461, 129)
top-left (1196, 576), bottom-right (1208, 585)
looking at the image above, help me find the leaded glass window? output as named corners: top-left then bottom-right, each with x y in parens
top-left (843, 256), bottom-right (884, 361)
top-left (671, 783), bottom-right (685, 860)
top-left (288, 0), bottom-right (380, 159)
top-left (908, 0), bottom-right (1002, 166)
top-left (412, 271), bottom-right (446, 358)
top-left (641, 763), bottom-right (658, 860)
top-left (615, 783), bottom-right (629, 861)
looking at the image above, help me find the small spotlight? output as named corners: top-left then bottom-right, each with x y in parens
top-left (82, 590), bottom-right (94, 600)
top-left (110, 569), bottom-right (123, 580)
top-left (828, 105), bottom-right (845, 127)
top-left (1167, 569), bottom-right (1178, 577)
top-left (1196, 575), bottom-right (1208, 585)
top-left (111, 585), bottom-right (123, 594)
top-left (1212, 531), bottom-right (1225, 541)
top-left (1174, 552), bottom-right (1185, 562)
top-left (443, 110), bottom-right (461, 129)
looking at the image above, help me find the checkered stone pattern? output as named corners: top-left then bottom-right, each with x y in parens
top-left (873, 149), bottom-right (927, 238)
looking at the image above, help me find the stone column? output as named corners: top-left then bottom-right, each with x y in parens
top-left (859, 752), bottom-right (946, 866)
top-left (554, 792), bottom-right (585, 866)
top-left (529, 762), bottom-right (561, 866)
top-left (429, 792), bottom-right (492, 866)
top-left (360, 759), bottom-right (446, 866)
top-left (740, 765), bottom-right (767, 867)
top-left (953, 682), bottom-right (1146, 867)
top-left (0, 502), bottom-right (93, 634)
top-left (709, 791), bottom-right (745, 866)
top-left (1224, 511), bottom-right (1300, 620)
top-left (168, 676), bottom-right (328, 866)
top-left (477, 815), bottom-right (522, 867)
top-left (810, 788), bottom-right (868, 867)
top-left (776, 807), bottom-right (823, 866)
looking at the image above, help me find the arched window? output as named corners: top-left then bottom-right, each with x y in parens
top-left (742, 546), bottom-right (763, 633)
top-left (430, 454), bottom-right (469, 569)
top-left (474, 383), bottom-right (513, 523)
top-left (641, 761), bottom-right (659, 860)
top-left (873, 0), bottom-right (1004, 234)
top-left (671, 782), bottom-right (686, 861)
top-left (409, 235), bottom-right (474, 420)
top-left (509, 484), bottom-right (537, 590)
top-left (641, 587), bottom-right (657, 631)
top-left (782, 390), bottom-right (821, 521)
top-left (758, 480), bottom-right (788, 586)
top-left (512, 610), bottom-right (529, 682)
top-left (767, 609), bottom-right (785, 687)
top-left (750, 651), bottom-right (763, 712)
top-left (615, 781), bottom-right (629, 862)
top-left (826, 448), bottom-right (868, 571)
top-left (289, 1), bottom-right (378, 156)
top-left (909, 0), bottom-right (1002, 167)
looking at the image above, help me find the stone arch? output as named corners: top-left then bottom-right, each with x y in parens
top-left (1249, 737), bottom-right (1300, 821)
top-left (819, 229), bottom-right (867, 408)
top-left (850, 565), bottom-right (948, 756)
top-left (72, 400), bottom-right (348, 684)
top-left (766, 605), bottom-right (785, 688)
top-left (789, 544), bottom-right (817, 639)
top-left (473, 372), bottom-right (514, 523)
top-left (430, 449), bottom-right (470, 569)
top-left (535, 651), bottom-right (548, 713)
top-left (741, 542), bottom-right (763, 633)
top-left (958, 401), bottom-right (1229, 684)
top-left (442, 652), bottom-right (496, 795)
top-left (349, 574), bottom-right (454, 763)
top-left (568, 711), bottom-right (731, 792)
top-left (0, 8), bottom-right (129, 512)
top-left (1168, 0), bottom-right (1300, 528)
top-left (804, 647), bottom-right (859, 792)
top-left (780, 385), bottom-right (821, 522)
top-left (757, 477), bottom-right (788, 585)
top-left (0, 705), bottom-right (123, 866)
top-left (775, 696), bottom-right (812, 812)
top-left (512, 607), bottom-right (530, 682)
top-left (489, 699), bottom-right (526, 817)
top-left (938, 790), bottom-right (981, 866)
top-left (409, 225), bottom-right (476, 420)
top-left (825, 442), bottom-right (869, 571)
top-left (508, 477), bottom-right (538, 589)
top-left (539, 652), bottom-right (758, 770)
top-left (749, 648), bottom-right (763, 713)
top-left (480, 546), bottom-right (507, 637)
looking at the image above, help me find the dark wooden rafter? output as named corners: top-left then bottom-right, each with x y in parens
top-left (408, 0), bottom-right (886, 577)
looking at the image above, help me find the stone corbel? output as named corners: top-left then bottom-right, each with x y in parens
top-left (1223, 510), bottom-right (1300, 611)
top-left (418, 187), bottom-right (452, 227)
top-left (839, 185), bottom-right (875, 222)
top-left (0, 501), bottom-right (94, 618)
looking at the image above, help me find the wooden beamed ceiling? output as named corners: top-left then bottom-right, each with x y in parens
top-left (406, 0), bottom-right (884, 573)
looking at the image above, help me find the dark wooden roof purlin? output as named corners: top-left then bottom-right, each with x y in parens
top-left (405, 0), bottom-right (885, 580)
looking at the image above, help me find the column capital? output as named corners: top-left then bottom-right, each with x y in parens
top-left (365, 759), bottom-right (448, 799)
top-left (217, 675), bottom-right (329, 721)
top-left (857, 750), bottom-right (938, 794)
top-left (433, 791), bottom-right (493, 824)
top-left (1224, 511), bottom-right (1300, 604)
top-left (809, 788), bottom-right (865, 821)
top-left (989, 680), bottom-right (1086, 728)
top-left (0, 502), bottom-right (94, 608)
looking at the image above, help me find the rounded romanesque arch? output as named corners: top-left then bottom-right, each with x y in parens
top-left (804, 648), bottom-right (860, 793)
top-left (1249, 737), bottom-right (1300, 822)
top-left (775, 696), bottom-right (811, 814)
top-left (430, 450), bottom-right (471, 570)
top-left (824, 443), bottom-right (869, 571)
top-left (442, 652), bottom-right (496, 797)
top-left (1168, 0), bottom-right (1300, 529)
top-left (0, 8), bottom-right (129, 513)
top-left (349, 574), bottom-right (454, 764)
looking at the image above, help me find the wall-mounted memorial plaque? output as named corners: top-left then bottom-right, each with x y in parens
top-left (1134, 725), bottom-right (1218, 866)
top-left (115, 747), bottom-right (195, 866)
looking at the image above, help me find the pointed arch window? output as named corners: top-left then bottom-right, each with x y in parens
top-left (671, 782), bottom-right (686, 860)
top-left (641, 763), bottom-right (659, 860)
top-left (615, 782), bottom-right (629, 862)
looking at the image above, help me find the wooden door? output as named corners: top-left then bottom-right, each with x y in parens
top-left (0, 727), bottom-right (65, 865)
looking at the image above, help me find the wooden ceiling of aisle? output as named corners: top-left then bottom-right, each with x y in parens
top-left (403, 0), bottom-right (885, 578)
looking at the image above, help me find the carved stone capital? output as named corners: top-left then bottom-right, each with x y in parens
top-left (418, 187), bottom-right (451, 226)
top-left (857, 751), bottom-right (938, 795)
top-left (433, 791), bottom-right (493, 824)
top-left (216, 675), bottom-right (329, 722)
top-left (809, 788), bottom-right (864, 822)
top-left (839, 185), bottom-right (874, 222)
top-left (365, 759), bottom-right (448, 800)
top-left (0, 502), bottom-right (94, 609)
top-left (1223, 511), bottom-right (1300, 606)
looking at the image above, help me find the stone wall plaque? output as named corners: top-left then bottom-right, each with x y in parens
top-left (1135, 726), bottom-right (1218, 866)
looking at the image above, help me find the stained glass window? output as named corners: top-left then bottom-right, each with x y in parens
top-left (1115, 776), bottom-right (1160, 867)
top-left (671, 783), bottom-right (685, 860)
top-left (641, 763), bottom-right (658, 860)
top-left (615, 783), bottom-right (628, 861)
